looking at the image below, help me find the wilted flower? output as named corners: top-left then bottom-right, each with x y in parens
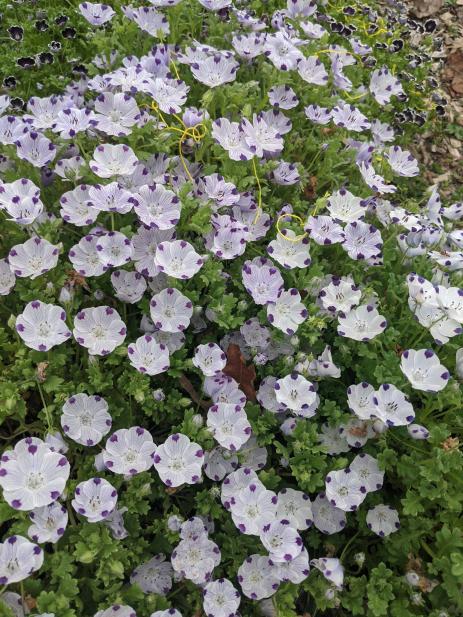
top-left (131, 554), bottom-right (173, 595)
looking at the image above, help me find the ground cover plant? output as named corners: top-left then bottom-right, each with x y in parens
top-left (0, 0), bottom-right (462, 616)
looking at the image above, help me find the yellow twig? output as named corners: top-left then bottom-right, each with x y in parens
top-left (148, 101), bottom-right (207, 183)
top-left (276, 213), bottom-right (308, 242)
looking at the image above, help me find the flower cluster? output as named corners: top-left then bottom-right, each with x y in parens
top-left (0, 0), bottom-right (461, 616)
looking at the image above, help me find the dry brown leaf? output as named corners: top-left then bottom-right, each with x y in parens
top-left (223, 343), bottom-right (257, 401)
top-left (25, 596), bottom-right (37, 610)
top-left (36, 361), bottom-right (49, 383)
top-left (304, 176), bottom-right (318, 200)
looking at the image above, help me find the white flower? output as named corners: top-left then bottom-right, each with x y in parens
top-left (8, 236), bottom-right (59, 279)
top-left (0, 536), bottom-right (44, 584)
top-left (95, 231), bottom-right (133, 268)
top-left (325, 468), bottom-right (367, 511)
top-left (16, 301), bottom-right (71, 352)
top-left (73, 306), bottom-right (126, 356)
top-left (61, 393), bottom-right (112, 446)
top-left (373, 384), bottom-right (415, 426)
top-left (386, 146), bottom-right (419, 177)
top-left (327, 189), bottom-right (366, 223)
top-left (127, 334), bottom-right (170, 375)
top-left (90, 144), bottom-right (138, 178)
top-left (400, 349), bottom-right (450, 392)
top-left (103, 427), bottom-right (156, 475)
top-left (203, 579), bottom-right (241, 617)
top-left (28, 502), bottom-right (68, 544)
top-left (276, 488), bottom-right (313, 531)
top-left (207, 403), bottom-right (251, 451)
top-left (348, 453), bottom-right (384, 492)
top-left (337, 304), bottom-right (387, 341)
top-left (267, 230), bottom-right (311, 269)
top-left (171, 535), bottom-right (220, 585)
top-left (0, 258), bottom-right (15, 295)
top-left (131, 554), bottom-right (173, 595)
top-left (407, 423), bottom-right (430, 440)
top-left (193, 343), bottom-right (227, 376)
top-left (230, 481), bottom-right (277, 535)
top-left (260, 519), bottom-right (303, 563)
top-left (369, 66), bottom-right (404, 105)
top-left (0, 437), bottom-right (70, 511)
top-left (310, 557), bottom-right (344, 588)
top-left (204, 446), bottom-right (238, 481)
top-left (69, 234), bottom-right (106, 277)
top-left (72, 477), bottom-right (118, 523)
top-left (111, 270), bottom-right (147, 304)
top-left (191, 54), bottom-right (239, 88)
top-left (297, 55), bottom-right (329, 85)
top-left (150, 287), bottom-right (193, 332)
top-left (347, 382), bottom-right (376, 419)
top-left (153, 433), bottom-right (204, 487)
top-left (312, 493), bottom-right (346, 534)
top-left (366, 504), bottom-right (400, 537)
top-left (133, 184), bottom-right (181, 229)
top-left (267, 289), bottom-right (308, 335)
top-left (155, 240), bottom-right (204, 279)
top-left (319, 277), bottom-right (361, 314)
top-left (237, 554), bottom-right (280, 600)
top-left (274, 373), bottom-right (318, 416)
top-left (241, 113), bottom-right (284, 158)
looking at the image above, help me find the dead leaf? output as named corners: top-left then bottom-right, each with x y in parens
top-left (223, 344), bottom-right (257, 401)
top-left (410, 0), bottom-right (443, 18)
top-left (25, 597), bottom-right (37, 610)
top-left (303, 176), bottom-right (318, 200)
top-left (66, 269), bottom-right (89, 290)
top-left (441, 436), bottom-right (460, 451)
top-left (36, 361), bottom-right (49, 383)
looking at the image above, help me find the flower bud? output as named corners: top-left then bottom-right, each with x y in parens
top-left (405, 571), bottom-right (420, 587)
top-left (192, 414), bottom-right (204, 427)
top-left (354, 552), bottom-right (365, 567)
top-left (167, 514), bottom-right (183, 532)
top-left (325, 588), bottom-right (336, 601)
top-left (373, 419), bottom-right (388, 434)
top-left (59, 286), bottom-right (73, 304)
top-left (152, 388), bottom-right (165, 402)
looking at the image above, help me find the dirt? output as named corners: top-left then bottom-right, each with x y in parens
top-left (406, 0), bottom-right (463, 193)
